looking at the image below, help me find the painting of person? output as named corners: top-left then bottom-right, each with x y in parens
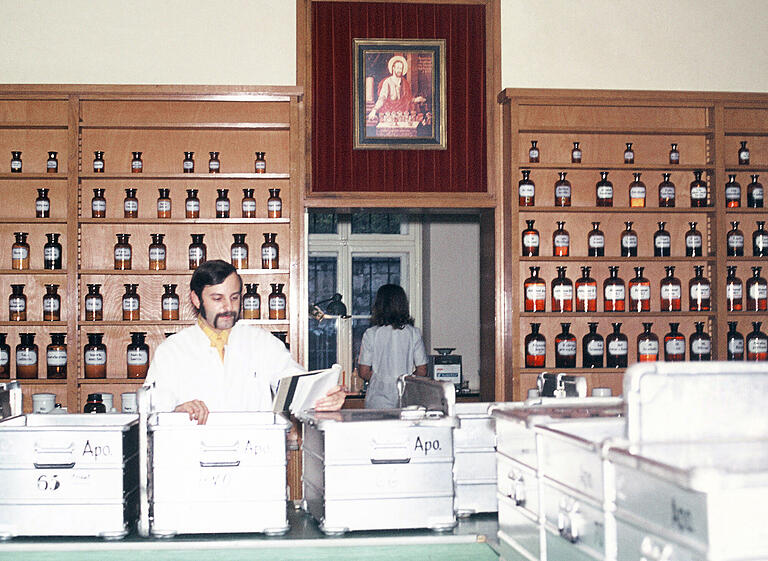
top-left (367, 55), bottom-right (426, 121)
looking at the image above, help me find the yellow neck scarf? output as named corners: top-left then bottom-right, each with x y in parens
top-left (198, 316), bottom-right (231, 362)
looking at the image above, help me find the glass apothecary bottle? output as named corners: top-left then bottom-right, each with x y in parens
top-left (525, 323), bottom-right (546, 368)
top-left (44, 233), bottom-right (62, 269)
top-left (603, 266), bottom-right (625, 312)
top-left (231, 233), bottom-right (249, 269)
top-left (738, 140), bottom-right (750, 165)
top-left (43, 284), bottom-right (61, 322)
top-left (575, 266), bottom-right (597, 312)
top-left (123, 188), bottom-right (138, 218)
top-left (689, 265), bottom-right (711, 312)
top-left (669, 143), bottom-right (680, 165)
top-left (726, 266), bottom-right (743, 312)
top-left (746, 322), bottom-right (768, 361)
top-left (268, 283), bottom-right (286, 320)
top-left (267, 188), bottom-right (282, 218)
top-left (47, 333), bottom-right (67, 379)
top-left (84, 394), bottom-right (106, 413)
top-left (725, 174), bottom-right (741, 208)
top-left (46, 151), bottom-right (58, 173)
top-left (596, 171), bottom-right (613, 207)
top-left (243, 283), bottom-right (261, 320)
top-left (521, 219), bottom-right (539, 257)
top-left (148, 233), bottom-right (166, 270)
top-left (628, 266), bottom-right (651, 312)
top-left (637, 322), bottom-right (659, 362)
top-left (660, 265), bottom-right (681, 312)
top-left (551, 266), bottom-right (573, 313)
top-left (685, 221), bottom-right (703, 257)
top-left (727, 221), bottom-right (745, 257)
top-left (689, 170), bottom-right (708, 207)
top-left (161, 284), bottom-right (179, 320)
top-left (261, 233), bottom-right (279, 269)
top-left (157, 188), bottom-right (171, 218)
top-left (727, 322), bottom-right (744, 361)
top-left (216, 188), bottom-right (230, 218)
top-left (16, 333), bottom-right (38, 379)
top-left (208, 151), bottom-right (220, 173)
top-left (183, 151), bottom-right (194, 173)
top-left (628, 172), bottom-right (646, 207)
top-left (554, 172), bottom-right (571, 206)
top-left (571, 142), bottom-right (582, 164)
top-left (554, 323), bottom-right (576, 368)
top-left (185, 189), bottom-right (200, 218)
top-left (9, 284), bottom-right (26, 321)
top-left (126, 332), bottom-right (149, 379)
top-left (753, 221), bottom-right (768, 257)
top-left (189, 234), bottom-right (206, 269)
top-left (122, 283), bottom-right (140, 321)
top-left (12, 232), bottom-right (30, 270)
top-left (84, 284), bottom-right (103, 321)
top-left (689, 322), bottom-right (712, 362)
top-left (114, 233), bottom-right (132, 270)
top-left (587, 222), bottom-right (604, 257)
top-left (91, 188), bottom-right (106, 218)
top-left (84, 333), bottom-right (107, 379)
top-left (653, 222), bottom-right (671, 257)
top-left (748, 174), bottom-right (764, 208)
top-left (518, 170), bottom-right (535, 207)
top-left (524, 266), bottom-right (546, 312)
top-left (131, 151), bottom-right (143, 173)
top-left (241, 188), bottom-right (256, 218)
top-left (254, 152), bottom-right (266, 173)
top-left (0, 334), bottom-right (9, 379)
top-left (620, 221), bottom-right (638, 258)
top-left (606, 323), bottom-right (628, 368)
top-left (528, 140), bottom-right (539, 163)
top-left (664, 323), bottom-right (686, 362)
top-left (552, 221), bottom-right (569, 257)
top-left (623, 142), bottom-right (634, 164)
top-left (10, 151), bottom-right (22, 173)
top-left (658, 172), bottom-right (676, 207)
top-left (582, 322), bottom-right (603, 368)
top-left (746, 266), bottom-right (767, 312)
top-left (93, 150), bottom-right (105, 173)
top-left (36, 188), bottom-right (51, 218)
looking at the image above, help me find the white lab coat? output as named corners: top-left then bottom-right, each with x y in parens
top-left (144, 322), bottom-right (304, 412)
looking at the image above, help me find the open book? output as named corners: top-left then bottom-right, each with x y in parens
top-left (272, 364), bottom-right (342, 415)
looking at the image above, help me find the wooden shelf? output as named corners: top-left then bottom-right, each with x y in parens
top-left (78, 268), bottom-right (289, 275)
top-left (0, 218), bottom-right (68, 224)
top-left (80, 122), bottom-right (290, 131)
top-left (725, 208), bottom-right (768, 215)
top-left (0, 269), bottom-right (67, 275)
top-left (79, 319), bottom-right (289, 327)
top-left (518, 126), bottom-right (713, 136)
top-left (5, 379), bottom-right (68, 385)
top-left (0, 321), bottom-right (68, 327)
top-left (79, 218), bottom-right (290, 225)
top-left (724, 256), bottom-right (768, 262)
top-left (78, 378), bottom-right (146, 385)
top-left (0, 122), bottom-right (68, 130)
top-left (519, 311), bottom-right (716, 318)
top-left (725, 167), bottom-right (768, 173)
top-left (518, 207), bottom-right (715, 214)
top-left (520, 368), bottom-right (627, 374)
top-left (79, 173), bottom-right (290, 180)
top-left (519, 256), bottom-right (716, 263)
top-left (0, 173), bottom-right (68, 180)
top-left (518, 163), bottom-right (714, 171)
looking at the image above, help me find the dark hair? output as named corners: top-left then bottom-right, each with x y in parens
top-left (189, 260), bottom-right (241, 310)
top-left (370, 284), bottom-right (414, 329)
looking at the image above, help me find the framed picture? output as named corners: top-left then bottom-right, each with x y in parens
top-left (353, 38), bottom-right (446, 150)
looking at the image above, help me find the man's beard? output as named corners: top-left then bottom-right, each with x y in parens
top-left (200, 303), bottom-right (240, 329)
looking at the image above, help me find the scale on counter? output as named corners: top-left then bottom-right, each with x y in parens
top-left (428, 347), bottom-right (462, 387)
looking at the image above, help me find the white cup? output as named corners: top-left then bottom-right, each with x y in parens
top-left (592, 387), bottom-right (613, 397)
top-left (100, 393), bottom-right (114, 413)
top-left (121, 392), bottom-right (137, 413)
top-left (32, 393), bottom-right (56, 414)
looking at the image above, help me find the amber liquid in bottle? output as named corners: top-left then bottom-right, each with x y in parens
top-left (268, 283), bottom-right (286, 320)
top-left (131, 151), bottom-right (143, 173)
top-left (185, 189), bottom-right (200, 218)
top-left (46, 333), bottom-right (67, 379)
top-left (689, 265), bottom-right (711, 311)
top-left (46, 151), bottom-right (58, 173)
top-left (727, 322), bottom-right (744, 361)
top-left (126, 332), bottom-right (149, 379)
top-left (242, 188), bottom-right (256, 218)
top-left (628, 267), bottom-right (651, 312)
top-left (122, 284), bottom-right (140, 321)
top-left (183, 151), bottom-right (194, 173)
top-left (44, 233), bottom-right (62, 269)
top-left (555, 323), bottom-right (576, 368)
top-left (93, 151), bottom-right (105, 173)
top-left (582, 322), bottom-right (603, 368)
top-left (114, 234), bottom-right (132, 270)
top-left (43, 284), bottom-right (61, 322)
top-left (659, 266), bottom-right (682, 312)
top-left (216, 188), bottom-right (230, 218)
top-left (15, 333), bottom-right (38, 379)
top-left (726, 266), bottom-right (743, 312)
top-left (629, 172), bottom-right (646, 207)
top-left (254, 152), bottom-right (267, 173)
top-left (746, 322), bottom-right (768, 361)
top-left (36, 188), bottom-right (51, 218)
top-left (664, 323), bottom-right (685, 361)
top-left (84, 284), bottom-right (103, 321)
top-left (725, 174), bottom-right (741, 208)
top-left (587, 222), bottom-right (604, 257)
top-left (524, 323), bottom-right (546, 368)
top-left (528, 140), bottom-right (539, 163)
top-left (84, 333), bottom-right (107, 379)
top-left (748, 174), bottom-right (764, 208)
top-left (603, 266), bottom-right (625, 312)
top-left (552, 221), bottom-right (569, 257)
top-left (208, 151), bottom-right (221, 173)
top-left (554, 172), bottom-right (571, 207)
top-left (242, 283), bottom-right (261, 320)
top-left (727, 221), bottom-right (744, 257)
top-left (746, 266), bottom-right (767, 312)
top-left (690, 170), bottom-right (708, 208)
top-left (267, 188), bottom-right (282, 218)
top-left (623, 142), bottom-right (634, 164)
top-left (637, 322), bottom-right (659, 362)
top-left (9, 284), bottom-right (26, 321)
top-left (524, 266), bottom-right (546, 312)
top-left (658, 172), bottom-right (676, 207)
top-left (261, 233), bottom-right (279, 269)
top-left (551, 266), bottom-right (573, 313)
top-left (231, 233), bottom-right (249, 269)
top-left (653, 221), bottom-right (671, 257)
top-left (12, 232), bottom-right (30, 270)
top-left (148, 233), bottom-right (166, 271)
top-left (161, 284), bottom-right (180, 320)
top-left (124, 188), bottom-right (138, 218)
top-left (521, 219), bottom-right (539, 257)
top-left (92, 188), bottom-right (106, 218)
top-left (689, 322), bottom-right (712, 361)
top-left (685, 221), bottom-right (703, 257)
top-left (157, 188), bottom-right (171, 218)
top-left (575, 266), bottom-right (597, 312)
top-left (0, 334), bottom-right (10, 379)
top-left (518, 170), bottom-right (535, 207)
top-left (606, 323), bottom-right (628, 368)
top-left (596, 171), bottom-right (613, 207)
top-left (189, 234), bottom-right (207, 270)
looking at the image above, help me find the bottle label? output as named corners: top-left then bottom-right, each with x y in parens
top-left (9, 297), bottom-right (25, 312)
top-left (131, 160), bottom-right (142, 170)
top-left (529, 148), bottom-right (539, 159)
top-left (85, 297), bottom-right (102, 311)
top-left (0, 349), bottom-right (8, 366)
top-left (597, 186), bottom-right (613, 199)
top-left (655, 235), bottom-right (671, 248)
top-left (670, 152), bottom-right (680, 163)
top-left (269, 297), bottom-right (286, 310)
top-left (739, 149), bottom-right (750, 161)
top-left (577, 285), bottom-right (597, 301)
top-left (572, 149), bottom-right (582, 160)
top-left (553, 285), bottom-right (573, 300)
top-left (183, 160), bottom-right (194, 170)
top-left (267, 200), bottom-right (282, 212)
top-left (525, 285), bottom-right (546, 300)
top-left (659, 186), bottom-right (675, 198)
top-left (661, 285), bottom-right (681, 299)
top-left (630, 285), bottom-right (651, 300)
top-left (691, 339), bottom-right (711, 354)
top-left (43, 298), bottom-right (60, 312)
top-left (557, 340), bottom-right (576, 356)
top-left (604, 285), bottom-right (625, 300)
top-left (244, 297), bottom-right (260, 311)
top-left (587, 340), bottom-right (604, 356)
top-left (44, 246), bottom-right (61, 261)
top-left (518, 183), bottom-right (535, 197)
top-left (686, 234), bottom-right (702, 248)
top-left (691, 186), bottom-right (707, 199)
top-left (666, 339), bottom-right (685, 354)
top-left (157, 200), bottom-right (171, 212)
top-left (728, 234), bottom-right (744, 248)
top-left (123, 297), bottom-right (140, 311)
top-left (638, 340), bottom-right (659, 355)
top-left (162, 297), bottom-right (179, 311)
top-left (757, 234), bottom-right (768, 250)
top-left (553, 234), bottom-right (569, 247)
top-left (608, 340), bottom-right (628, 355)
top-left (629, 186), bottom-right (646, 199)
top-left (725, 186), bottom-right (741, 199)
top-left (47, 160), bottom-right (57, 169)
top-left (624, 150), bottom-right (634, 160)
top-left (589, 234), bottom-right (605, 248)
top-left (11, 161), bottom-right (22, 171)
top-left (92, 200), bottom-right (107, 212)
top-left (727, 283), bottom-right (743, 299)
top-left (242, 200), bottom-right (257, 212)
top-left (231, 247), bottom-right (248, 260)
top-left (752, 187), bottom-right (764, 200)
top-left (93, 160), bottom-right (104, 171)
top-left (186, 200), bottom-right (200, 212)
top-left (85, 349), bottom-right (107, 365)
top-left (12, 247), bottom-right (29, 260)
top-left (149, 247), bottom-right (166, 260)
top-left (729, 338), bottom-right (744, 354)
top-left (124, 200), bottom-right (138, 212)
top-left (47, 349), bottom-right (67, 366)
top-left (216, 200), bottom-right (230, 212)
top-left (555, 185), bottom-right (571, 198)
top-left (750, 284), bottom-right (768, 299)
top-left (114, 247), bottom-right (131, 260)
top-left (209, 160), bottom-right (220, 170)
top-left (622, 235), bottom-right (638, 248)
top-left (749, 339), bottom-right (768, 353)
top-left (262, 246), bottom-right (278, 260)
top-left (16, 350), bottom-right (37, 366)
top-left (36, 200), bottom-right (51, 212)
top-left (690, 284), bottom-right (711, 299)
top-left (527, 340), bottom-right (546, 356)
top-left (127, 349), bottom-right (148, 365)
top-left (255, 161), bottom-right (267, 171)
top-left (523, 233), bottom-right (539, 247)
top-left (189, 247), bottom-right (204, 260)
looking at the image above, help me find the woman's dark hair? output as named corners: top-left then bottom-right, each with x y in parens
top-left (189, 259), bottom-right (241, 309)
top-left (370, 284), bottom-right (414, 329)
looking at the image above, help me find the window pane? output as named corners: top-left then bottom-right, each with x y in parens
top-left (351, 212), bottom-right (404, 235)
top-left (352, 318), bottom-right (370, 369)
top-left (308, 211), bottom-right (338, 234)
top-left (308, 256), bottom-right (337, 306)
top-left (308, 318), bottom-right (337, 370)
top-left (351, 257), bottom-right (401, 315)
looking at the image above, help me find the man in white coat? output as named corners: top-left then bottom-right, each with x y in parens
top-left (144, 260), bottom-right (345, 424)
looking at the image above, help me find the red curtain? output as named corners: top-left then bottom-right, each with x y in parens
top-left (311, 2), bottom-right (487, 193)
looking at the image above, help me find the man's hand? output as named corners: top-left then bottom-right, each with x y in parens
top-left (313, 385), bottom-right (346, 411)
top-left (367, 109), bottom-right (378, 121)
top-left (174, 399), bottom-right (209, 425)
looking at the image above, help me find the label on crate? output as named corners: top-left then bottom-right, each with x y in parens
top-left (527, 340), bottom-right (546, 356)
top-left (84, 349), bottom-right (107, 365)
top-left (604, 285), bottom-right (625, 300)
top-left (750, 284), bottom-right (768, 299)
top-left (16, 350), bottom-right (37, 365)
top-left (149, 247), bottom-right (166, 261)
top-left (122, 297), bottom-right (140, 311)
top-left (36, 200), bottom-right (51, 213)
top-left (556, 340), bottom-right (576, 356)
top-left (523, 233), bottom-right (539, 247)
top-left (661, 284), bottom-right (681, 299)
top-left (586, 340), bottom-right (604, 356)
top-left (162, 297), bottom-right (179, 311)
top-left (621, 235), bottom-right (638, 248)
top-left (748, 339), bottom-right (768, 353)
top-left (43, 298), bottom-right (60, 312)
top-left (552, 285), bottom-right (573, 300)
top-left (729, 338), bottom-right (744, 354)
top-left (577, 285), bottom-right (597, 300)
top-left (659, 186), bottom-right (675, 199)
top-left (596, 186), bottom-right (613, 199)
top-left (242, 200), bottom-right (257, 212)
top-left (525, 285), bottom-right (546, 300)
top-left (85, 297), bottom-right (103, 311)
top-left (665, 339), bottom-right (685, 354)
top-left (589, 234), bottom-right (605, 248)
top-left (124, 200), bottom-right (138, 212)
top-left (727, 283), bottom-right (743, 299)
top-left (261, 247), bottom-right (278, 260)
top-left (690, 186), bottom-right (707, 200)
top-left (630, 285), bottom-right (651, 300)
top-left (690, 284), bottom-right (711, 299)
top-left (638, 340), bottom-right (659, 355)
top-left (608, 340), bottom-right (628, 355)
top-left (44, 246), bottom-right (61, 261)
top-left (47, 349), bottom-right (67, 366)
top-left (655, 235), bottom-right (671, 248)
top-left (728, 234), bottom-right (744, 248)
top-left (127, 349), bottom-right (148, 365)
top-left (691, 339), bottom-right (711, 354)
top-left (686, 235), bottom-right (702, 248)
top-left (12, 247), bottom-right (29, 260)
top-left (518, 183), bottom-right (535, 197)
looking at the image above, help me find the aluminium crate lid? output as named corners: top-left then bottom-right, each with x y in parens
top-left (148, 411), bottom-right (290, 430)
top-left (490, 397), bottom-right (624, 428)
top-left (0, 413), bottom-right (138, 431)
top-left (299, 408), bottom-right (456, 428)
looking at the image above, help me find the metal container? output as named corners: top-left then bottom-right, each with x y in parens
top-left (0, 381), bottom-right (22, 420)
top-left (141, 411), bottom-right (291, 537)
top-left (453, 401), bottom-right (499, 517)
top-left (300, 409), bottom-right (457, 535)
top-left (0, 413), bottom-right (139, 540)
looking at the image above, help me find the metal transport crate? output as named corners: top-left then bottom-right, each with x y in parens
top-left (0, 413), bottom-right (139, 540)
top-left (0, 381), bottom-right (22, 420)
top-left (300, 408), bottom-right (457, 535)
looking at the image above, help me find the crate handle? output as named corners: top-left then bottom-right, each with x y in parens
top-left (34, 462), bottom-right (75, 469)
top-left (199, 460), bottom-right (241, 468)
top-left (200, 441), bottom-right (239, 451)
top-left (370, 458), bottom-right (411, 465)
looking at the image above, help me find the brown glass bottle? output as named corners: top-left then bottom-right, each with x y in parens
top-left (587, 222), bottom-right (604, 257)
top-left (669, 143), bottom-right (680, 165)
top-left (628, 266), bottom-right (651, 312)
top-left (596, 171), bottom-right (613, 207)
top-left (528, 141), bottom-right (540, 163)
top-left (575, 266), bottom-right (597, 312)
top-left (746, 322), bottom-right (768, 361)
top-left (664, 323), bottom-right (685, 361)
top-left (0, 334), bottom-right (9, 379)
top-left (44, 233), bottom-right (62, 270)
top-left (215, 188), bottom-right (230, 218)
top-left (524, 266), bottom-right (546, 312)
top-left (126, 332), bottom-right (149, 379)
top-left (43, 284), bottom-right (61, 322)
top-left (268, 283), bottom-right (286, 320)
top-left (148, 233), bottom-right (166, 270)
top-left (83, 393), bottom-right (106, 413)
top-left (582, 322), bottom-right (603, 368)
top-left (623, 143), bottom-right (634, 164)
top-left (738, 141), bottom-right (750, 166)
top-left (748, 174), bottom-right (764, 208)
top-left (16, 333), bottom-right (38, 379)
top-left (727, 322), bottom-right (744, 361)
top-left (637, 322), bottom-right (659, 362)
top-left (658, 172), bottom-right (676, 207)
top-left (727, 221), bottom-right (745, 256)
top-left (255, 151), bottom-right (267, 173)
top-left (629, 172), bottom-right (646, 207)
top-left (231, 233), bottom-right (249, 269)
top-left (46, 333), bottom-right (67, 379)
top-left (726, 266), bottom-right (743, 312)
top-left (754, 221), bottom-right (768, 257)
top-left (552, 221), bottom-right (569, 257)
top-left (242, 283), bottom-right (261, 319)
top-left (261, 233), bottom-right (279, 269)
top-left (10, 151), bottom-right (22, 173)
top-left (9, 284), bottom-right (26, 321)
top-left (606, 323), bottom-right (628, 368)
top-left (689, 265), bottom-right (711, 311)
top-left (571, 142), bottom-right (582, 163)
top-left (555, 323), bottom-right (577, 368)
top-left (689, 322), bottom-right (712, 361)
top-left (521, 219), bottom-right (539, 257)
top-left (46, 151), bottom-right (58, 173)
top-left (131, 152), bottom-right (143, 173)
top-left (161, 284), bottom-right (180, 320)
top-left (84, 284), bottom-right (103, 321)
top-left (114, 234), bottom-right (132, 270)
top-left (208, 151), bottom-right (220, 173)
top-left (91, 188), bottom-right (106, 218)
top-left (551, 266), bottom-right (573, 313)
top-left (157, 188), bottom-right (171, 218)
top-left (554, 172), bottom-right (571, 207)
top-left (12, 232), bottom-right (30, 270)
top-left (183, 151), bottom-right (194, 173)
top-left (83, 333), bottom-right (107, 379)
top-left (689, 170), bottom-right (708, 208)
top-left (93, 151), bottom-right (105, 173)
top-left (267, 188), bottom-right (282, 218)
top-left (36, 188), bottom-right (51, 218)
top-left (185, 189), bottom-right (200, 218)
top-left (524, 323), bottom-right (546, 368)
top-left (122, 284), bottom-right (140, 321)
top-left (123, 188), bottom-right (138, 218)
top-left (241, 188), bottom-right (257, 218)
top-left (685, 221), bottom-right (703, 257)
top-left (518, 170), bottom-right (535, 206)
top-left (620, 221), bottom-right (638, 257)
top-left (189, 234), bottom-right (207, 269)
top-left (725, 174), bottom-right (741, 208)
top-left (660, 266), bottom-right (682, 312)
top-left (603, 266), bottom-right (625, 312)
top-left (746, 266), bottom-right (767, 312)
top-left (653, 222), bottom-right (671, 257)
